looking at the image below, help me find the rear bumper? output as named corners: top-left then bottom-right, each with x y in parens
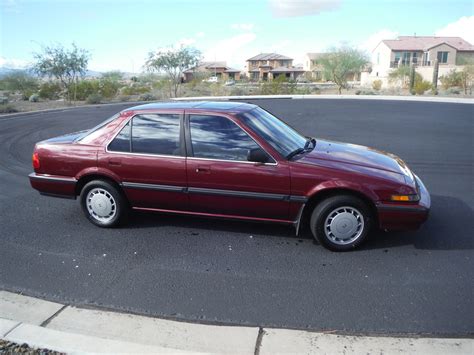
top-left (29, 172), bottom-right (77, 199)
top-left (376, 175), bottom-right (430, 231)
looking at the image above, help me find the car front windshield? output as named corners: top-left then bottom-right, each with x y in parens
top-left (239, 107), bottom-right (307, 158)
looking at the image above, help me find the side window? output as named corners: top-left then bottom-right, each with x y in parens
top-left (189, 115), bottom-right (261, 161)
top-left (131, 114), bottom-right (181, 156)
top-left (108, 121), bottom-right (131, 152)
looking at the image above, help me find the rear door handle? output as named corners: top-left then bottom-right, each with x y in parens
top-left (108, 159), bottom-right (122, 167)
top-left (195, 167), bottom-right (210, 174)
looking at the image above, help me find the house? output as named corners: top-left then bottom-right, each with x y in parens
top-left (362, 36), bottom-right (474, 86)
top-left (246, 53), bottom-right (304, 81)
top-left (183, 61), bottom-right (240, 82)
top-left (304, 53), bottom-right (361, 82)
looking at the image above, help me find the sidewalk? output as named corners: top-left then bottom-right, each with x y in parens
top-left (0, 291), bottom-right (472, 354)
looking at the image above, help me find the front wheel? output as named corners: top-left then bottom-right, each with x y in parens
top-left (310, 195), bottom-right (371, 251)
top-left (80, 180), bottom-right (128, 227)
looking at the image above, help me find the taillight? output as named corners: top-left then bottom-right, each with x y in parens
top-left (32, 152), bottom-right (40, 169)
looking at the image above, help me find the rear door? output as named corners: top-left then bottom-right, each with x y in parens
top-left (99, 111), bottom-right (188, 211)
top-left (184, 112), bottom-right (291, 221)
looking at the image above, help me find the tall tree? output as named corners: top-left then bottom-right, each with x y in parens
top-left (145, 47), bottom-right (201, 97)
top-left (33, 43), bottom-right (90, 102)
top-left (318, 46), bottom-right (368, 94)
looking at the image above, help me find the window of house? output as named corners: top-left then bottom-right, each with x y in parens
top-left (376, 52), bottom-right (380, 65)
top-left (108, 121), bottom-right (131, 152)
top-left (437, 51), bottom-right (448, 63)
top-left (131, 114), bottom-right (181, 156)
top-left (189, 115), bottom-right (261, 162)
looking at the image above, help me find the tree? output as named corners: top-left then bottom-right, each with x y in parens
top-left (318, 46), bottom-right (368, 94)
top-left (388, 65), bottom-right (411, 87)
top-left (101, 71), bottom-right (123, 81)
top-left (0, 71), bottom-right (38, 100)
top-left (145, 46), bottom-right (201, 97)
top-left (33, 43), bottom-right (90, 102)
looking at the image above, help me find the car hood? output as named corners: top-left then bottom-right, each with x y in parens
top-left (298, 139), bottom-right (412, 177)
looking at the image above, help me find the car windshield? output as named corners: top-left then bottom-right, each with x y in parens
top-left (239, 107), bottom-right (308, 158)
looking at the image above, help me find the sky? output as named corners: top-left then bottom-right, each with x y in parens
top-left (1, 0), bottom-right (473, 72)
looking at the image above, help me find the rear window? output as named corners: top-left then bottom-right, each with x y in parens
top-left (107, 114), bottom-right (181, 156)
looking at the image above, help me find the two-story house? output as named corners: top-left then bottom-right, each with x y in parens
top-left (362, 36), bottom-right (474, 86)
top-left (246, 53), bottom-right (304, 81)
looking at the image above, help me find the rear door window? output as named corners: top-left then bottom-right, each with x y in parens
top-left (131, 114), bottom-right (181, 156)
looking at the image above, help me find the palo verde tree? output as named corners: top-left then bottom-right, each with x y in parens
top-left (145, 46), bottom-right (201, 97)
top-left (319, 46), bottom-right (368, 94)
top-left (33, 43), bottom-right (90, 102)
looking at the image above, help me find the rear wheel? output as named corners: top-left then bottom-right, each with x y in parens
top-left (80, 180), bottom-right (128, 227)
top-left (310, 195), bottom-right (371, 251)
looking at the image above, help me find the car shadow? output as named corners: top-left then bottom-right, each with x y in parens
top-left (126, 194), bottom-right (473, 251)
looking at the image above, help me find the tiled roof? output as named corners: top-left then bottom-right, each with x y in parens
top-left (382, 36), bottom-right (474, 51)
top-left (247, 53), bottom-right (293, 61)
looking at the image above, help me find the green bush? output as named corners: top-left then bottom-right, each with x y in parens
top-left (39, 82), bottom-right (62, 100)
top-left (100, 79), bottom-right (120, 98)
top-left (446, 87), bottom-right (461, 95)
top-left (86, 93), bottom-right (102, 104)
top-left (118, 95), bottom-right (131, 102)
top-left (372, 80), bottom-right (382, 91)
top-left (29, 94), bottom-right (40, 102)
top-left (75, 80), bottom-right (99, 100)
top-left (121, 85), bottom-right (151, 95)
top-left (439, 70), bottom-right (463, 90)
top-left (413, 80), bottom-right (432, 95)
top-left (355, 89), bottom-right (376, 95)
top-left (259, 76), bottom-right (297, 95)
top-left (0, 104), bottom-right (18, 113)
top-left (0, 96), bottom-right (8, 105)
top-left (0, 71), bottom-right (39, 99)
top-left (139, 93), bottom-right (156, 101)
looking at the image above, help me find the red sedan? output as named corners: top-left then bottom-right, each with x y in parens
top-left (29, 101), bottom-right (430, 251)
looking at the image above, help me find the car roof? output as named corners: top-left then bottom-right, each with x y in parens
top-left (123, 101), bottom-right (257, 113)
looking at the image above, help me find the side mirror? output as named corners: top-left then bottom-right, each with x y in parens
top-left (247, 148), bottom-right (270, 164)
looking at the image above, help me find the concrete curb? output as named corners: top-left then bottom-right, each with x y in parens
top-left (1, 291), bottom-right (473, 354)
top-left (172, 94), bottom-right (474, 104)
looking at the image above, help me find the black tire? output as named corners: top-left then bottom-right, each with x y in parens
top-left (80, 180), bottom-right (128, 227)
top-left (310, 195), bottom-right (371, 251)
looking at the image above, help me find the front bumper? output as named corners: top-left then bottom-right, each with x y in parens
top-left (376, 175), bottom-right (430, 231)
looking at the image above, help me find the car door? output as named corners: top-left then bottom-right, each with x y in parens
top-left (184, 112), bottom-right (291, 221)
top-left (99, 111), bottom-right (188, 211)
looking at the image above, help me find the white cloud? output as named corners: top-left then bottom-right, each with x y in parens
top-left (269, 0), bottom-right (341, 17)
top-left (231, 23), bottom-right (254, 31)
top-left (435, 16), bottom-right (474, 44)
top-left (203, 33), bottom-right (257, 69)
top-left (0, 56), bottom-right (29, 69)
top-left (360, 29), bottom-right (398, 52)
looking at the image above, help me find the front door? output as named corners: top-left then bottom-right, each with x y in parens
top-left (184, 113), bottom-right (291, 221)
top-left (99, 112), bottom-right (188, 211)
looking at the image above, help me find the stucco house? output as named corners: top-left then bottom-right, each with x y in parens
top-left (362, 36), bottom-right (474, 86)
top-left (246, 53), bottom-right (304, 81)
top-left (183, 61), bottom-right (240, 82)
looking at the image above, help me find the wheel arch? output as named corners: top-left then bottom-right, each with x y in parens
top-left (301, 187), bottom-right (378, 231)
top-left (75, 171), bottom-right (122, 196)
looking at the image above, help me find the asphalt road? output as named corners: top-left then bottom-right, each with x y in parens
top-left (0, 99), bottom-right (473, 336)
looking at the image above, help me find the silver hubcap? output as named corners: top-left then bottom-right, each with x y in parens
top-left (86, 188), bottom-right (116, 222)
top-left (324, 206), bottom-right (364, 245)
